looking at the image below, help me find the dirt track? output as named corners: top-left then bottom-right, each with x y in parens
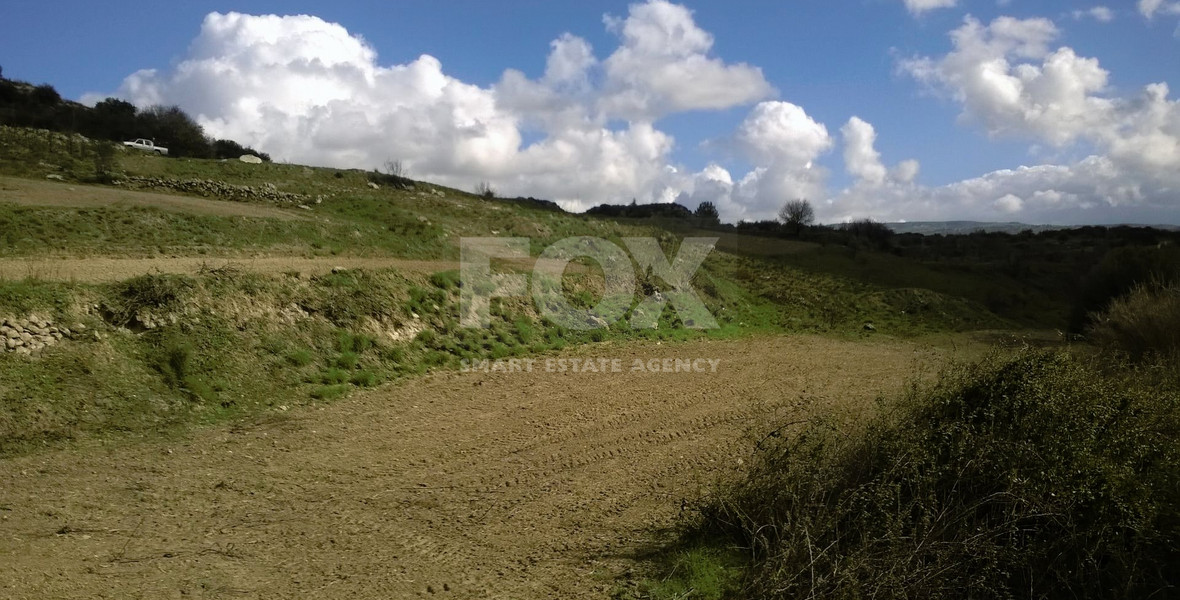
top-left (0, 335), bottom-right (964, 599)
top-left (1, 177), bottom-right (307, 220)
top-left (0, 256), bottom-right (459, 283)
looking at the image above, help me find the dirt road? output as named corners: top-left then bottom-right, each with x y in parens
top-left (0, 177), bottom-right (307, 220)
top-left (0, 256), bottom-right (460, 283)
top-left (0, 335), bottom-right (965, 598)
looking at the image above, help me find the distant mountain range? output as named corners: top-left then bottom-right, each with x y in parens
top-left (884, 221), bottom-right (1180, 235)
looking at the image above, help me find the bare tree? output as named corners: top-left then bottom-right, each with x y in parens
top-left (383, 159), bottom-right (406, 178)
top-left (475, 181), bottom-right (496, 199)
top-left (778, 199), bottom-right (815, 236)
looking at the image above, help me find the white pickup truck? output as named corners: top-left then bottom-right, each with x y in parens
top-left (123, 138), bottom-right (168, 155)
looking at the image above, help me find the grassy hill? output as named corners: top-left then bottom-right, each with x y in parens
top-left (0, 126), bottom-right (1020, 455)
top-left (3, 125), bottom-right (1178, 599)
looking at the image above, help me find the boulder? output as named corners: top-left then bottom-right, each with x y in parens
top-left (239, 154), bottom-right (263, 164)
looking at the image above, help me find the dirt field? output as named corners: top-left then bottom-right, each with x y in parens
top-left (0, 334), bottom-right (970, 599)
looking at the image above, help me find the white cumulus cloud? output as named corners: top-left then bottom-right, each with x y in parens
top-left (841, 117), bottom-right (889, 185)
top-left (828, 15), bottom-right (1180, 224)
top-left (599, 0), bottom-right (774, 119)
top-left (90, 3), bottom-right (778, 213)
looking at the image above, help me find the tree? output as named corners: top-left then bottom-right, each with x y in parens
top-left (86, 98), bottom-right (138, 141)
top-left (384, 159), bottom-right (406, 178)
top-left (137, 105), bottom-right (212, 158)
top-left (475, 181), bottom-right (496, 199)
top-left (842, 218), bottom-right (894, 251)
top-left (694, 201), bottom-right (720, 225)
top-left (779, 199), bottom-right (815, 236)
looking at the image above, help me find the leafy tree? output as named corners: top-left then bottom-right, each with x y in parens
top-left (85, 98), bottom-right (139, 141)
top-left (213, 138), bottom-right (270, 161)
top-left (138, 105), bottom-right (212, 158)
top-left (842, 218), bottom-right (894, 250)
top-left (31, 84), bottom-right (61, 106)
top-left (778, 199), bottom-right (815, 236)
top-left (694, 201), bottom-right (721, 225)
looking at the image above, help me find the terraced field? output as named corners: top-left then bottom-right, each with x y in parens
top-left (0, 334), bottom-right (974, 599)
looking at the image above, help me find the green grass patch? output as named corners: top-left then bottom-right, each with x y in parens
top-left (617, 544), bottom-right (744, 600)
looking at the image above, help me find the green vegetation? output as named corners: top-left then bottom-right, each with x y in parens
top-left (689, 351), bottom-right (1179, 598)
top-left (1, 75), bottom-right (266, 159)
top-left (3, 122), bottom-right (1179, 596)
top-left (1090, 284), bottom-right (1180, 360)
top-left (617, 545), bottom-right (744, 600)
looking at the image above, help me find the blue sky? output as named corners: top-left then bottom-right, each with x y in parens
top-left (2, 1), bottom-right (1179, 224)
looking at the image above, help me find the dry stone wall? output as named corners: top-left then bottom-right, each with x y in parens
top-left (114, 176), bottom-right (313, 205)
top-left (1, 316), bottom-right (84, 356)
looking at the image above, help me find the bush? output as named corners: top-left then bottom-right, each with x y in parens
top-left (1090, 285), bottom-right (1180, 361)
top-left (103, 274), bottom-right (194, 327)
top-left (1071, 245), bottom-right (1180, 332)
top-left (702, 351), bottom-right (1180, 599)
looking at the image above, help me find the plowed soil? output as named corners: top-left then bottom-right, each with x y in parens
top-left (0, 335), bottom-right (972, 599)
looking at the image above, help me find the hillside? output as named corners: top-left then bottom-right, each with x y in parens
top-left (4, 124), bottom-right (1177, 599)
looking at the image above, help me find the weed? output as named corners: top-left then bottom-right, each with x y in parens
top-left (335, 352), bottom-right (360, 370)
top-left (310, 384), bottom-right (350, 400)
top-left (318, 368), bottom-right (350, 385)
top-left (350, 370), bottom-right (379, 387)
top-left (617, 545), bottom-right (744, 600)
top-left (286, 349), bottom-right (315, 367)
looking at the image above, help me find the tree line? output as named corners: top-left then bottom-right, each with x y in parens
top-left (0, 71), bottom-right (268, 161)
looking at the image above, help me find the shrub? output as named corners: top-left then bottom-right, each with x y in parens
top-left (104, 274), bottom-right (194, 327)
top-left (350, 370), bottom-right (379, 387)
top-left (1071, 244), bottom-right (1180, 332)
top-left (334, 351), bottom-right (359, 370)
top-left (702, 351), bottom-right (1180, 599)
top-left (1090, 285), bottom-right (1180, 361)
top-left (475, 181), bottom-right (496, 199)
top-left (285, 349), bottom-right (315, 367)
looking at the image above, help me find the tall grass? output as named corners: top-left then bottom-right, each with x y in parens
top-left (700, 351), bottom-right (1180, 598)
top-left (1090, 284), bottom-right (1180, 361)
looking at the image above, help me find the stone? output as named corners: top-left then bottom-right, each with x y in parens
top-left (367, 182), bottom-right (380, 190)
top-left (5, 338), bottom-right (17, 350)
top-left (46, 174), bottom-right (65, 181)
top-left (863, 323), bottom-right (876, 332)
top-left (73, 323), bottom-right (86, 332)
top-left (239, 154), bottom-right (263, 164)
